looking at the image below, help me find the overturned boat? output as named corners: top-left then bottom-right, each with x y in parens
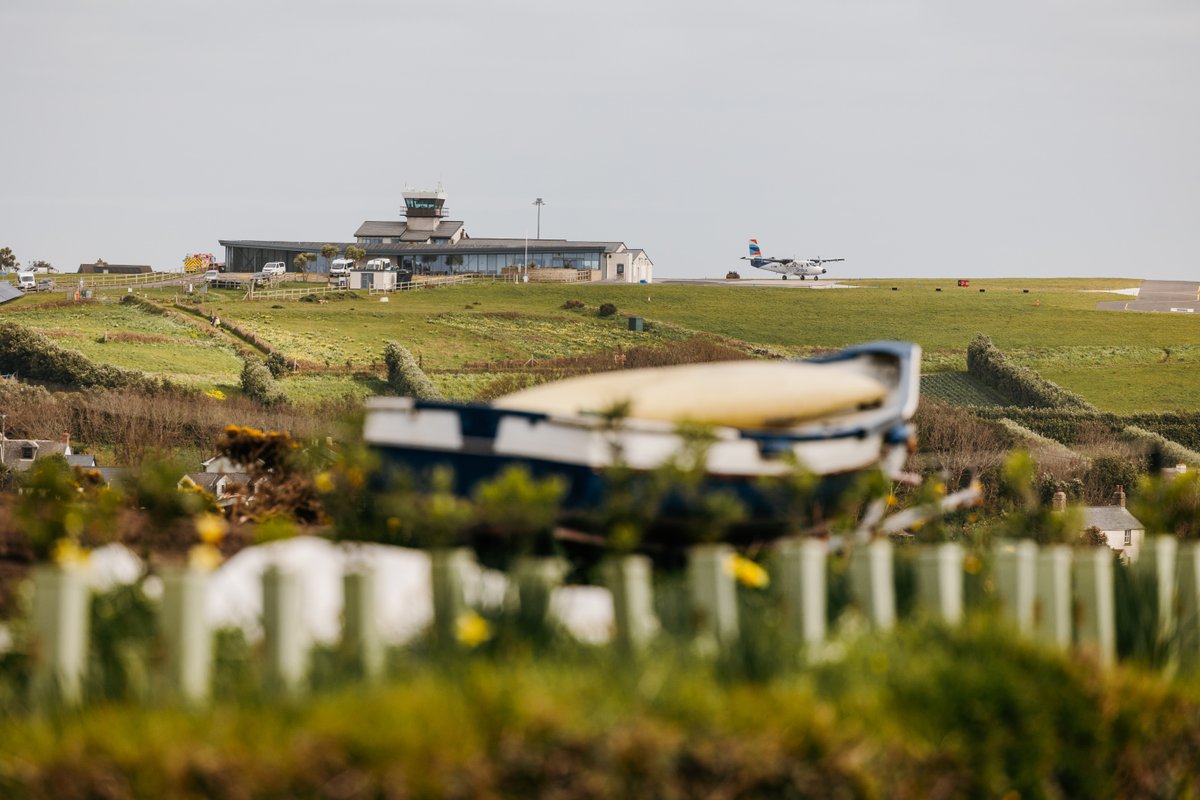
top-left (363, 341), bottom-right (920, 511)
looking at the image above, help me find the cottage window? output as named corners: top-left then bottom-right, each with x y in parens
top-left (20, 445), bottom-right (35, 460)
top-left (1124, 530), bottom-right (1132, 547)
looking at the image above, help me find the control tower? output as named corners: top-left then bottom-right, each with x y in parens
top-left (401, 187), bottom-right (448, 233)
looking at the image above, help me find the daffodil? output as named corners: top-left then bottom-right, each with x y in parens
top-left (194, 512), bottom-right (228, 545)
top-left (727, 554), bottom-right (770, 589)
top-left (455, 611), bottom-right (492, 648)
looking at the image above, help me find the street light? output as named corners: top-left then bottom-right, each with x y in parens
top-left (532, 197), bottom-right (545, 240)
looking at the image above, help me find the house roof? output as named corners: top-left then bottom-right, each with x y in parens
top-left (78, 263), bottom-right (153, 274)
top-left (0, 439), bottom-right (70, 468)
top-left (65, 453), bottom-right (98, 468)
top-left (354, 220), bottom-right (465, 240)
top-left (0, 284), bottom-right (24, 304)
top-left (1082, 505), bottom-right (1144, 532)
top-left (220, 239), bottom-right (629, 255)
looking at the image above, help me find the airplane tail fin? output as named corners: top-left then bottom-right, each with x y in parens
top-left (748, 239), bottom-right (762, 258)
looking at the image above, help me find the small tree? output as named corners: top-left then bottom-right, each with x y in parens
top-left (0, 247), bottom-right (15, 272)
top-left (30, 259), bottom-right (53, 273)
top-left (345, 246), bottom-right (366, 266)
top-left (292, 253), bottom-right (310, 276)
top-left (240, 357), bottom-right (284, 405)
top-left (321, 243), bottom-right (339, 264)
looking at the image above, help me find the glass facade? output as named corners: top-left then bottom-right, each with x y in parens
top-left (224, 245), bottom-right (603, 276)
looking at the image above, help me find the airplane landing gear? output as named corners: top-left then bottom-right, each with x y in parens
top-left (782, 275), bottom-right (787, 280)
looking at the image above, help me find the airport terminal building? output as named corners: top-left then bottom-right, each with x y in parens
top-left (220, 190), bottom-right (653, 283)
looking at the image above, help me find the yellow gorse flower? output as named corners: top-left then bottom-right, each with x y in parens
top-left (188, 543), bottom-right (224, 571)
top-left (314, 471), bottom-right (335, 493)
top-left (727, 554), bottom-right (770, 589)
top-left (53, 538), bottom-right (90, 568)
top-left (455, 611), bottom-right (492, 648)
top-left (205, 389), bottom-right (227, 401)
top-left (195, 513), bottom-right (228, 545)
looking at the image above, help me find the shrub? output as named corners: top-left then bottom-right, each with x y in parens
top-left (239, 358), bottom-right (284, 405)
top-left (598, 303), bottom-right (617, 318)
top-left (966, 333), bottom-right (1095, 410)
top-left (382, 341), bottom-right (443, 400)
top-left (1121, 425), bottom-right (1200, 468)
top-left (561, 299), bottom-right (585, 310)
top-left (265, 351), bottom-right (289, 379)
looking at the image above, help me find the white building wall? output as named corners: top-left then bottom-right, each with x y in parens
top-left (1102, 528), bottom-right (1144, 563)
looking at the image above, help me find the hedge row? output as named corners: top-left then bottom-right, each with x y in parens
top-left (996, 418), bottom-right (1089, 464)
top-left (1123, 425), bottom-right (1200, 467)
top-left (0, 322), bottom-right (169, 394)
top-left (966, 333), bottom-right (1095, 410)
top-left (383, 341), bottom-right (443, 400)
top-left (973, 406), bottom-right (1200, 451)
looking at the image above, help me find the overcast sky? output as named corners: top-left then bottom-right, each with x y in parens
top-left (2, 0), bottom-right (1197, 279)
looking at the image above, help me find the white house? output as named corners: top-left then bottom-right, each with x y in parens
top-left (1080, 485), bottom-right (1145, 563)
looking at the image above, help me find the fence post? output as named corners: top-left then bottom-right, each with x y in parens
top-left (1035, 545), bottom-right (1073, 650)
top-left (849, 539), bottom-right (895, 630)
top-left (160, 566), bottom-right (211, 705)
top-left (30, 565), bottom-right (91, 708)
top-left (430, 548), bottom-right (474, 645)
top-left (604, 554), bottom-right (658, 653)
top-left (1176, 543), bottom-right (1200, 663)
top-left (343, 567), bottom-right (384, 681)
top-left (778, 537), bottom-right (827, 645)
top-left (993, 540), bottom-right (1038, 634)
top-left (513, 556), bottom-right (569, 629)
top-left (262, 566), bottom-right (306, 695)
top-left (688, 543), bottom-right (739, 646)
top-left (1140, 535), bottom-right (1178, 643)
top-left (1073, 547), bottom-right (1116, 667)
top-left (916, 542), bottom-right (964, 623)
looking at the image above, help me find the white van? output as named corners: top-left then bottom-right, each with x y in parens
top-left (16, 270), bottom-right (36, 291)
top-left (329, 258), bottom-right (354, 277)
top-left (262, 262), bottom-right (286, 276)
top-left (366, 258), bottom-right (391, 270)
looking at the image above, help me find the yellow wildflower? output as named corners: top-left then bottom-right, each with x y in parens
top-left (885, 494), bottom-right (899, 508)
top-left (727, 554), bottom-right (770, 589)
top-left (194, 513), bottom-right (228, 545)
top-left (314, 471), bottom-right (335, 493)
top-left (963, 554), bottom-right (983, 575)
top-left (188, 543), bottom-right (223, 571)
top-left (205, 389), bottom-right (226, 401)
top-left (63, 510), bottom-right (85, 538)
top-left (455, 611), bottom-right (492, 648)
top-left (934, 482), bottom-right (946, 496)
top-left (346, 467), bottom-right (365, 489)
top-left (52, 538), bottom-right (89, 568)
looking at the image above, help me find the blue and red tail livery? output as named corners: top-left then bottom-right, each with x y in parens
top-left (748, 239), bottom-right (762, 258)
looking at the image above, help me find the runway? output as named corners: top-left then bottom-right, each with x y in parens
top-left (1097, 280), bottom-right (1200, 313)
top-left (659, 278), bottom-right (856, 289)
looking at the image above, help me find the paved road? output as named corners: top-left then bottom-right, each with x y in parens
top-left (1097, 280), bottom-right (1200, 314)
top-left (660, 278), bottom-right (855, 289)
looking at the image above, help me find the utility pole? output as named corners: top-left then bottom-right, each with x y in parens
top-left (532, 197), bottom-right (545, 240)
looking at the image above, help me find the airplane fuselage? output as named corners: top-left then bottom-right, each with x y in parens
top-left (749, 258), bottom-right (827, 278)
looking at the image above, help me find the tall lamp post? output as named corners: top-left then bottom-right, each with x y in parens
top-left (532, 197), bottom-right (545, 240)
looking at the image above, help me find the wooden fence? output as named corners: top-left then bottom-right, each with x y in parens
top-left (22, 537), bottom-right (1200, 707)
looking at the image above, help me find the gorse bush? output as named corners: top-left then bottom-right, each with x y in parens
top-left (382, 341), bottom-right (443, 400)
top-left (598, 302), bottom-right (617, 318)
top-left (239, 357), bottom-right (284, 405)
top-left (967, 333), bottom-right (1095, 410)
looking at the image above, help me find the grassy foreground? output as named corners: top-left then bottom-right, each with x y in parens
top-left (2, 622), bottom-right (1199, 798)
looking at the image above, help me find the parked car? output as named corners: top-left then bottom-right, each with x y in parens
top-left (250, 272), bottom-right (269, 287)
top-left (262, 262), bottom-right (286, 277)
top-left (36, 278), bottom-right (55, 292)
top-left (203, 270), bottom-right (221, 282)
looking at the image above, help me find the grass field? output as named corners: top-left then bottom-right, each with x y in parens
top-left (6, 279), bottom-right (1199, 411)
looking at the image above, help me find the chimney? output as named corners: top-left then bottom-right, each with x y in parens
top-left (1112, 484), bottom-right (1126, 508)
top-left (1051, 491), bottom-right (1067, 513)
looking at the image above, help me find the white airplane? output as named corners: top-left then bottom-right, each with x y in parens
top-left (741, 239), bottom-right (844, 280)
